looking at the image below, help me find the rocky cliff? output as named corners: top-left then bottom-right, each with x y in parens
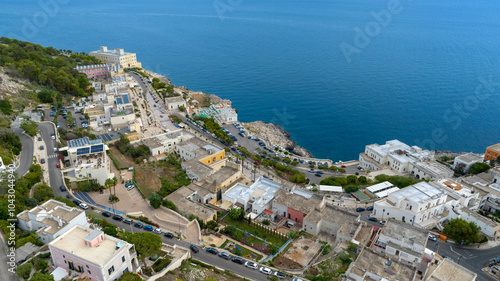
top-left (242, 121), bottom-right (313, 158)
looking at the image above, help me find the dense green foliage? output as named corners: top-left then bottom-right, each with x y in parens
top-left (0, 99), bottom-right (13, 115)
top-left (193, 116), bottom-right (233, 144)
top-left (20, 120), bottom-right (39, 136)
top-left (374, 174), bottom-right (419, 188)
top-left (0, 37), bottom-right (97, 96)
top-left (151, 77), bottom-right (167, 89)
top-left (124, 232), bottom-right (162, 259)
top-left (114, 134), bottom-right (150, 161)
top-left (118, 272), bottom-right (143, 281)
top-left (470, 162), bottom-right (490, 175)
top-left (149, 194), bottom-right (162, 209)
top-left (0, 131), bottom-right (22, 164)
top-left (229, 208), bottom-right (245, 220)
top-left (443, 218), bottom-right (483, 244)
top-left (161, 199), bottom-right (176, 210)
top-left (33, 183), bottom-right (54, 202)
top-left (29, 272), bottom-right (54, 281)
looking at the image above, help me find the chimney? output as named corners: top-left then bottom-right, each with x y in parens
top-left (100, 46), bottom-right (108, 52)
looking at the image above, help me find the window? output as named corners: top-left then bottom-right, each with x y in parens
top-left (108, 266), bottom-right (115, 275)
top-left (88, 270), bottom-right (91, 274)
top-left (68, 260), bottom-right (74, 270)
top-left (77, 264), bottom-right (83, 273)
top-left (122, 256), bottom-right (125, 262)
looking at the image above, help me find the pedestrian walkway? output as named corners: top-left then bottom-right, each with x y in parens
top-left (73, 192), bottom-right (126, 215)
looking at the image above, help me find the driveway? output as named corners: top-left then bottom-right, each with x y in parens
top-left (11, 120), bottom-right (33, 178)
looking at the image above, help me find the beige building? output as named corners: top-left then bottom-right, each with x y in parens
top-left (425, 258), bottom-right (476, 281)
top-left (90, 46), bottom-right (142, 68)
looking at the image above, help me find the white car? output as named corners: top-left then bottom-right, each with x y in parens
top-left (259, 267), bottom-right (272, 275)
top-left (79, 203), bottom-right (89, 210)
top-left (244, 261), bottom-right (258, 270)
top-left (153, 228), bottom-right (162, 234)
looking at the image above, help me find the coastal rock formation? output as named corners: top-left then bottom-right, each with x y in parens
top-left (242, 121), bottom-right (313, 158)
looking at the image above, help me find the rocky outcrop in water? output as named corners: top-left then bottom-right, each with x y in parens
top-left (242, 121), bottom-right (313, 158)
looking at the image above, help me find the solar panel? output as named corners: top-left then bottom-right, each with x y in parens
top-left (116, 97), bottom-right (123, 104)
top-left (91, 144), bottom-right (104, 153)
top-left (122, 94), bottom-right (129, 104)
top-left (77, 147), bottom-right (90, 155)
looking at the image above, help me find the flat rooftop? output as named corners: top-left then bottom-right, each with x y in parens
top-left (349, 248), bottom-right (416, 280)
top-left (389, 182), bottom-right (445, 204)
top-left (381, 219), bottom-right (429, 248)
top-left (165, 96), bottom-right (185, 103)
top-left (273, 189), bottom-right (321, 214)
top-left (50, 226), bottom-right (130, 266)
top-left (225, 177), bottom-right (281, 208)
top-left (426, 258), bottom-right (476, 281)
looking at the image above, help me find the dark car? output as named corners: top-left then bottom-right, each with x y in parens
top-left (102, 211), bottom-right (111, 217)
top-left (190, 244), bottom-right (199, 253)
top-left (164, 232), bottom-right (174, 239)
top-left (143, 225), bottom-right (153, 231)
top-left (72, 199), bottom-right (81, 205)
top-left (123, 218), bottom-right (133, 224)
top-left (113, 215), bottom-right (123, 221)
top-left (366, 206), bottom-right (374, 211)
top-left (356, 207), bottom-right (366, 212)
top-left (59, 185), bottom-right (66, 191)
top-left (218, 252), bottom-right (231, 260)
top-left (368, 217), bottom-right (378, 222)
top-left (231, 256), bottom-right (244, 264)
top-left (134, 222), bottom-right (144, 228)
top-left (315, 173), bottom-right (322, 177)
top-left (66, 194), bottom-right (72, 199)
top-left (206, 247), bottom-right (218, 255)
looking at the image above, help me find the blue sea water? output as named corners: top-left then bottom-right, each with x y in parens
top-left (1, 0), bottom-right (499, 161)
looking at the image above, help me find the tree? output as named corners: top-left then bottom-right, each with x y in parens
top-left (37, 89), bottom-right (56, 103)
top-left (269, 244), bottom-right (279, 255)
top-left (262, 219), bottom-right (270, 225)
top-left (34, 184), bottom-right (54, 202)
top-left (126, 232), bottom-right (162, 260)
top-left (469, 163), bottom-right (490, 175)
top-left (21, 120), bottom-right (39, 137)
top-left (178, 105), bottom-right (186, 112)
top-left (358, 176), bottom-right (367, 184)
top-left (29, 273), bottom-right (54, 281)
top-left (161, 199), bottom-right (176, 210)
top-left (344, 185), bottom-right (359, 193)
top-left (346, 175), bottom-right (357, 184)
top-left (0, 99), bottom-right (13, 115)
top-left (229, 207), bottom-right (245, 220)
top-left (290, 173), bottom-right (306, 183)
top-left (16, 261), bottom-right (33, 279)
top-left (287, 231), bottom-right (299, 239)
top-left (149, 193), bottom-right (162, 209)
top-left (443, 218), bottom-right (482, 245)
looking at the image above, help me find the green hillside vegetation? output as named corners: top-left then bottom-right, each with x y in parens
top-left (0, 37), bottom-right (99, 98)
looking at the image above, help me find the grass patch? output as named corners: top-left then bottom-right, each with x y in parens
top-left (222, 216), bottom-right (286, 247)
top-left (219, 240), bottom-right (263, 261)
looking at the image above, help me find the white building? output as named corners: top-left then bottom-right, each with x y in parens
top-left (366, 181), bottom-right (400, 199)
top-left (374, 219), bottom-right (429, 266)
top-left (17, 200), bottom-right (89, 244)
top-left (448, 207), bottom-right (500, 239)
top-left (434, 179), bottom-right (480, 210)
top-left (139, 131), bottom-right (185, 158)
top-left (222, 177), bottom-right (281, 214)
top-left (410, 161), bottom-right (454, 180)
top-left (219, 108), bottom-right (238, 122)
top-left (165, 96), bottom-right (186, 111)
top-left (65, 137), bottom-right (113, 185)
top-left (453, 153), bottom-right (484, 173)
top-left (49, 225), bottom-right (137, 281)
top-left (372, 182), bottom-right (448, 228)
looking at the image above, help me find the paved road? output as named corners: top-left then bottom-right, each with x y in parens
top-left (90, 210), bottom-right (294, 281)
top-left (38, 123), bottom-right (66, 198)
top-left (12, 126), bottom-right (33, 178)
top-left (426, 240), bottom-right (499, 281)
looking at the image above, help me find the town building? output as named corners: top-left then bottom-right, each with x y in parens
top-left (484, 143), bottom-right (500, 161)
top-left (138, 131), bottom-right (185, 159)
top-left (222, 176), bottom-right (281, 214)
top-left (272, 188), bottom-right (323, 227)
top-left (366, 181), bottom-right (400, 199)
top-left (453, 153), bottom-right (484, 173)
top-left (434, 179), bottom-right (480, 210)
top-left (219, 108), bottom-right (238, 122)
top-left (302, 203), bottom-right (361, 242)
top-left (63, 137), bottom-right (113, 185)
top-left (448, 207), bottom-right (500, 239)
top-left (174, 137), bottom-right (226, 181)
top-left (166, 184), bottom-right (217, 223)
top-left (410, 161), bottom-right (454, 180)
top-left (165, 96), bottom-right (186, 111)
top-left (75, 64), bottom-right (109, 80)
top-left (49, 225), bottom-right (137, 281)
top-left (424, 257), bottom-right (477, 281)
top-left (372, 182), bottom-right (448, 228)
top-left (89, 46), bottom-right (141, 68)
top-left (17, 200), bottom-right (89, 243)
top-left (347, 247), bottom-right (417, 281)
top-left (373, 219), bottom-right (429, 266)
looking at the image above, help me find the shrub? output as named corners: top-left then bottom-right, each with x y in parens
top-left (16, 261), bottom-right (33, 279)
top-left (262, 219), bottom-right (271, 226)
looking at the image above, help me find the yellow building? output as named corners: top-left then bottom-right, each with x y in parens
top-left (199, 150), bottom-right (226, 167)
top-left (89, 46), bottom-right (142, 68)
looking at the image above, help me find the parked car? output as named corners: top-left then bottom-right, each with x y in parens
top-left (126, 185), bottom-right (135, 191)
top-left (259, 267), bottom-right (272, 275)
top-left (153, 228), bottom-right (162, 234)
top-left (39, 145), bottom-right (44, 150)
top-left (190, 245), bottom-right (199, 253)
top-left (56, 163), bottom-right (61, 168)
top-left (72, 199), bottom-right (81, 205)
top-left (102, 211), bottom-right (111, 217)
top-left (428, 235), bottom-right (437, 241)
top-left (164, 232), bottom-right (174, 239)
top-left (79, 203), bottom-right (89, 210)
top-left (59, 185), bottom-right (66, 192)
top-left (368, 217), bottom-right (378, 222)
top-left (206, 247), bottom-right (218, 255)
top-left (125, 182), bottom-right (134, 187)
top-left (292, 279), bottom-right (304, 281)
top-left (40, 158), bottom-right (45, 164)
top-left (274, 272), bottom-right (286, 279)
top-left (51, 132), bottom-right (55, 139)
top-left (380, 220), bottom-right (386, 225)
top-left (134, 222), bottom-right (144, 228)
top-left (113, 215), bottom-right (123, 221)
top-left (244, 261), bottom-right (258, 270)
top-left (231, 256), bottom-right (244, 264)
top-left (442, 255), bottom-right (453, 261)
top-left (123, 218), bottom-right (133, 224)
top-left (218, 252), bottom-right (231, 260)
top-left (356, 207), bottom-right (365, 212)
top-left (143, 225), bottom-right (153, 231)
top-left (366, 206), bottom-right (374, 211)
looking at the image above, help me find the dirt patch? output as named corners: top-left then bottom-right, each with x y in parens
top-left (109, 147), bottom-right (134, 169)
top-left (273, 254), bottom-right (303, 270)
top-left (282, 236), bottom-right (323, 267)
top-left (159, 260), bottom-right (246, 281)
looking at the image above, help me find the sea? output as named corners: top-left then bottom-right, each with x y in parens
top-left (1, 0), bottom-right (499, 161)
